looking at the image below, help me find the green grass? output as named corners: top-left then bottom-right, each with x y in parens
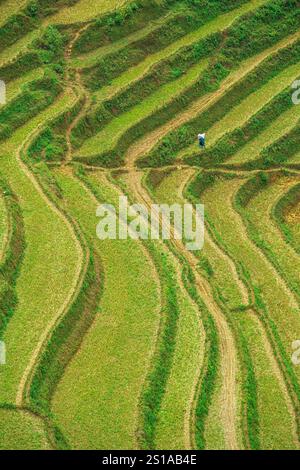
top-left (244, 174), bottom-right (300, 304)
top-left (200, 176), bottom-right (300, 393)
top-left (0, 192), bottom-right (8, 262)
top-left (88, 0), bottom-right (268, 104)
top-left (51, 170), bottom-right (160, 450)
top-left (0, 91), bottom-right (79, 404)
top-left (0, 29), bottom-right (40, 67)
top-left (0, 408), bottom-right (51, 450)
top-left (148, 168), bottom-right (243, 448)
top-left (181, 61), bottom-right (300, 160)
top-left (227, 106), bottom-right (300, 165)
top-left (0, 177), bottom-right (25, 338)
top-left (81, 1), bottom-right (267, 93)
top-left (275, 182), bottom-right (300, 250)
top-left (0, 0), bottom-right (28, 27)
top-left (70, 7), bottom-right (185, 69)
top-left (6, 68), bottom-right (44, 103)
top-left (196, 175), bottom-right (299, 449)
top-left (47, 0), bottom-right (130, 24)
top-left (77, 60), bottom-right (208, 157)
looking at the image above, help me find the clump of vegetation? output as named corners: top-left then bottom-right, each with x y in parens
top-left (186, 88), bottom-right (296, 167)
top-left (273, 183), bottom-right (300, 252)
top-left (0, 180), bottom-right (25, 339)
top-left (138, 244), bottom-right (181, 449)
top-left (140, 38), bottom-right (300, 168)
top-left (0, 69), bottom-right (62, 141)
top-left (34, 26), bottom-right (66, 65)
top-left (0, 0), bottom-right (80, 50)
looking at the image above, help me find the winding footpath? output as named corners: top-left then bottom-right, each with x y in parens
top-left (124, 167), bottom-right (239, 450)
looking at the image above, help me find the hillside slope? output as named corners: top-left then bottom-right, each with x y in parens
top-left (0, 0), bottom-right (299, 450)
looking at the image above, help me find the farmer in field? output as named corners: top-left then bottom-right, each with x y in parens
top-left (198, 132), bottom-right (206, 149)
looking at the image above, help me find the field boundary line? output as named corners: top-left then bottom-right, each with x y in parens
top-left (14, 92), bottom-right (86, 407)
top-left (230, 180), bottom-right (300, 442)
top-left (125, 30), bottom-right (300, 168)
top-left (233, 178), bottom-right (299, 312)
top-left (141, 168), bottom-right (207, 450)
top-left (0, 184), bottom-right (13, 265)
top-left (74, 170), bottom-right (163, 450)
top-left (125, 168), bottom-right (238, 449)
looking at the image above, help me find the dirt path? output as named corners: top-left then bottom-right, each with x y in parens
top-left (126, 31), bottom-right (300, 167)
top-left (63, 160), bottom-right (300, 177)
top-left (178, 170), bottom-right (242, 449)
top-left (140, 168), bottom-right (207, 449)
top-left (182, 168), bottom-right (249, 303)
top-left (125, 168), bottom-right (239, 450)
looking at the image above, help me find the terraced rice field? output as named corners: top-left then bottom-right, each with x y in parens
top-left (0, 0), bottom-right (300, 451)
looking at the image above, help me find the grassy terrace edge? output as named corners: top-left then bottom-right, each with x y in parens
top-left (73, 0), bottom-right (300, 167)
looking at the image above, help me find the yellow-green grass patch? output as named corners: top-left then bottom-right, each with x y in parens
top-left (238, 313), bottom-right (297, 450)
top-left (0, 192), bottom-right (8, 262)
top-left (200, 176), bottom-right (299, 448)
top-left (180, 61), bottom-right (300, 160)
top-left (226, 107), bottom-right (300, 165)
top-left (47, 0), bottom-right (130, 25)
top-left (0, 408), bottom-right (51, 450)
top-left (155, 286), bottom-right (205, 450)
top-left (0, 29), bottom-right (40, 67)
top-left (0, 91), bottom-right (80, 404)
top-left (71, 7), bottom-right (185, 69)
top-left (76, 60), bottom-right (208, 157)
top-left (203, 368), bottom-right (228, 449)
top-left (52, 170), bottom-right (160, 450)
top-left (0, 0), bottom-right (28, 27)
top-left (153, 168), bottom-right (245, 311)
top-left (287, 151), bottom-right (300, 164)
top-left (284, 194), bottom-right (300, 247)
top-left (201, 176), bottom-right (300, 386)
top-left (245, 175), bottom-right (300, 303)
top-left (91, 0), bottom-right (269, 104)
top-left (6, 68), bottom-right (43, 103)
